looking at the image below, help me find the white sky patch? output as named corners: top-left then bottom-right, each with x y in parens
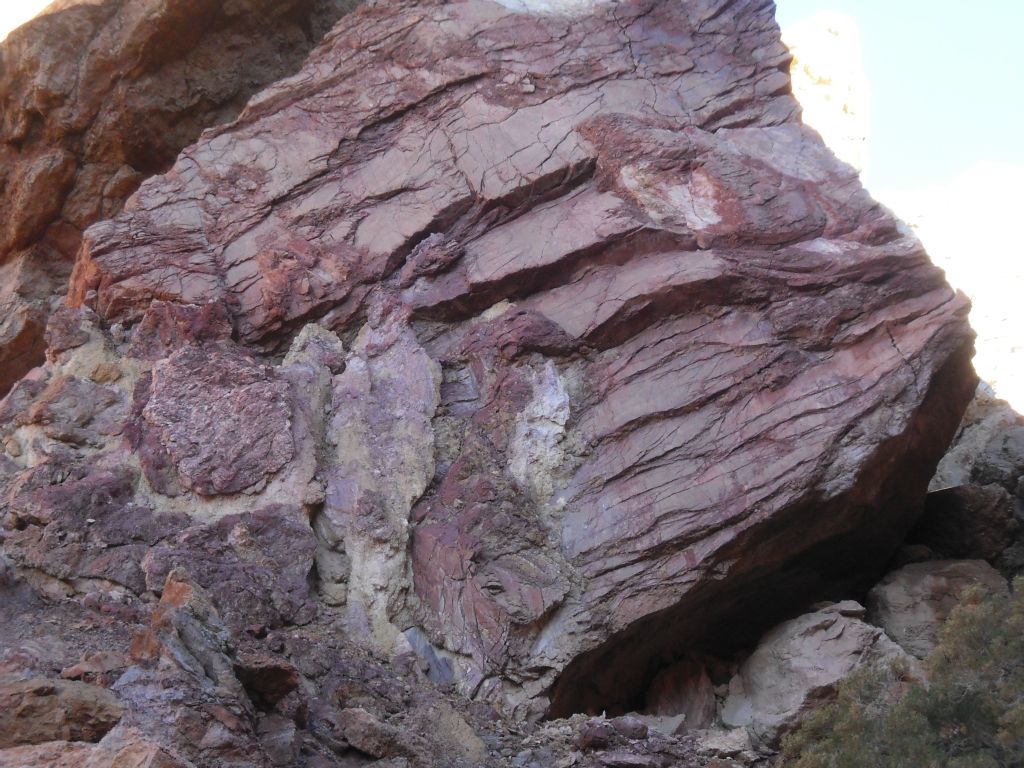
top-left (1, 1), bottom-right (50, 42)
top-left (783, 11), bottom-right (870, 174)
top-left (492, 0), bottom-right (602, 15)
top-left (876, 163), bottom-right (1024, 412)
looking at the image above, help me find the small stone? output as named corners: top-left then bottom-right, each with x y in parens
top-left (60, 651), bottom-right (127, 684)
top-left (610, 715), bottom-right (649, 740)
top-left (597, 752), bottom-right (662, 767)
top-left (89, 362), bottom-right (122, 384)
top-left (575, 718), bottom-right (616, 750)
top-left (337, 707), bottom-right (422, 761)
top-left (234, 654), bottom-right (299, 706)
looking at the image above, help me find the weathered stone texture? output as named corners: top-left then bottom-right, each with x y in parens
top-left (0, 0), bottom-right (360, 395)
top-left (141, 344), bottom-right (295, 496)
top-left (867, 559), bottom-right (1009, 659)
top-left (0, 0), bottom-right (981, 762)
top-left (720, 601), bottom-right (915, 747)
top-left (58, 0), bottom-right (978, 716)
top-left (0, 675), bottom-right (124, 747)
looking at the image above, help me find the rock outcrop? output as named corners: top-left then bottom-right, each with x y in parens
top-left (60, 0), bottom-right (977, 718)
top-left (720, 601), bottom-right (915, 747)
top-left (0, 0), bottom-right (359, 396)
top-left (867, 559), bottom-right (1009, 659)
top-left (0, 0), bottom-right (979, 764)
top-left (921, 386), bottom-right (1024, 572)
top-left (0, 675), bottom-right (124, 747)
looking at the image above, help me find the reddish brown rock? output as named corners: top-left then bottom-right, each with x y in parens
top-left (644, 658), bottom-right (717, 733)
top-left (0, 740), bottom-right (97, 768)
top-left (336, 707), bottom-right (425, 761)
top-left (575, 719), bottom-right (617, 751)
top-left (61, 652), bottom-right (129, 687)
top-left (0, 675), bottom-right (124, 747)
top-left (233, 654), bottom-right (299, 708)
top-left (72, 0), bottom-right (800, 341)
top-left (3, 467), bottom-right (189, 594)
top-left (0, 0), bottom-right (979, 748)
top-left (610, 716), bottom-right (649, 741)
top-left (15, 375), bottom-right (127, 447)
top-left (140, 343), bottom-right (294, 495)
top-left (83, 727), bottom-right (195, 768)
top-left (121, 570), bottom-right (274, 767)
top-left (127, 301), bottom-right (234, 361)
top-left (131, 570), bottom-right (240, 686)
top-left (0, 275), bottom-right (51, 399)
top-left (43, 307), bottom-right (93, 357)
top-left (142, 506), bottom-right (319, 634)
top-left (57, 0), bottom-right (977, 719)
top-left (0, 0), bottom-right (360, 396)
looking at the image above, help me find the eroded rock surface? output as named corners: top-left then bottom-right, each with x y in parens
top-left (0, 675), bottom-right (124, 747)
top-left (720, 601), bottom-right (914, 747)
top-left (142, 344), bottom-right (295, 496)
top-left (867, 559), bottom-right (1009, 659)
top-left (61, 0), bottom-right (977, 719)
top-left (0, 0), bottom-right (360, 395)
top-left (0, 0), bottom-right (978, 764)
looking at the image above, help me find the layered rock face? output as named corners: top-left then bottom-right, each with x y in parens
top-left (0, 0), bottom-right (359, 396)
top-left (0, 0), bottom-right (978, 761)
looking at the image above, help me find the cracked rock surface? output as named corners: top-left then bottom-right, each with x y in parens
top-left (0, 0), bottom-right (360, 397)
top-left (0, 0), bottom-right (980, 765)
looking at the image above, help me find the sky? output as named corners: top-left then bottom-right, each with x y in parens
top-left (0, 2), bottom-right (47, 41)
top-left (775, 0), bottom-right (1024, 189)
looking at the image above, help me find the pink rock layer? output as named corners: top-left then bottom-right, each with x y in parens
top-left (4, 0), bottom-right (977, 721)
top-left (0, 0), bottom-right (358, 396)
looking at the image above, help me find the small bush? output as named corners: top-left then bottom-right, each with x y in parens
top-left (781, 577), bottom-right (1024, 768)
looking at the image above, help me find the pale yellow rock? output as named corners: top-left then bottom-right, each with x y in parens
top-left (89, 362), bottom-right (122, 384)
top-left (317, 309), bottom-right (441, 654)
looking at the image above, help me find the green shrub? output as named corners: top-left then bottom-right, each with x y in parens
top-left (781, 577), bottom-right (1024, 767)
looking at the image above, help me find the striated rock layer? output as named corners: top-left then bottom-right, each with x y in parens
top-left (0, 0), bottom-right (360, 396)
top-left (2, 0), bottom-right (976, 751)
